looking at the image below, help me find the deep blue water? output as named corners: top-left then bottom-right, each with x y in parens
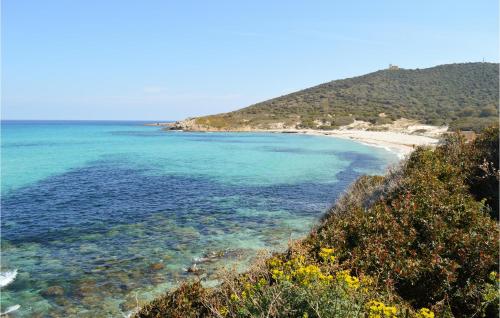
top-left (0, 121), bottom-right (397, 317)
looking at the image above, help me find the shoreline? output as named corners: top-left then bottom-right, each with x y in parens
top-left (280, 129), bottom-right (440, 158)
top-left (163, 127), bottom-right (441, 159)
top-left (159, 118), bottom-right (445, 158)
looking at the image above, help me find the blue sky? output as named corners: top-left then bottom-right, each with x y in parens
top-left (2, 0), bottom-right (498, 120)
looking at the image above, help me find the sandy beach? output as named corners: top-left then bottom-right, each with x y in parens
top-left (270, 120), bottom-right (445, 158)
top-left (165, 119), bottom-right (446, 158)
top-left (247, 120), bottom-right (443, 158)
top-left (298, 129), bottom-right (440, 158)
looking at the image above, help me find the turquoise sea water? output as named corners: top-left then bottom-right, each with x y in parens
top-left (0, 121), bottom-right (398, 317)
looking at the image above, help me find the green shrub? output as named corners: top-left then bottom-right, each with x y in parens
top-left (136, 251), bottom-right (417, 318)
top-left (448, 116), bottom-right (498, 132)
top-left (332, 116), bottom-right (354, 127)
top-left (310, 130), bottom-right (499, 317)
top-left (479, 106), bottom-right (498, 117)
top-left (135, 282), bottom-right (209, 318)
top-left (374, 117), bottom-right (393, 125)
top-left (298, 118), bottom-right (316, 129)
top-left (461, 125), bottom-right (499, 219)
top-left (215, 255), bottom-right (378, 317)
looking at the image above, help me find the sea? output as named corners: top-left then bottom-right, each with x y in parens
top-left (0, 120), bottom-right (398, 317)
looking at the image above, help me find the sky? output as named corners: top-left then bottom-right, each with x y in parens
top-left (2, 0), bottom-right (499, 120)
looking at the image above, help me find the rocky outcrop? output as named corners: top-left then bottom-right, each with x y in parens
top-left (164, 118), bottom-right (299, 132)
top-left (164, 118), bottom-right (210, 131)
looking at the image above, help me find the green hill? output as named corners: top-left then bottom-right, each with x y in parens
top-left (178, 63), bottom-right (498, 132)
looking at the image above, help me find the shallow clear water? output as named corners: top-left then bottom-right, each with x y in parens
top-left (0, 121), bottom-right (398, 317)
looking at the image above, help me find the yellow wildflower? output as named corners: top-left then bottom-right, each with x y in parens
top-left (258, 278), bottom-right (267, 287)
top-left (319, 247), bottom-right (335, 262)
top-left (489, 271), bottom-right (498, 282)
top-left (383, 306), bottom-right (397, 316)
top-left (416, 307), bottom-right (434, 318)
top-left (362, 275), bottom-right (375, 286)
top-left (230, 293), bottom-right (239, 302)
top-left (336, 270), bottom-right (350, 280)
top-left (336, 270), bottom-right (360, 288)
top-left (271, 269), bottom-right (284, 280)
top-left (268, 257), bottom-right (282, 268)
top-left (366, 300), bottom-right (397, 318)
top-left (344, 275), bottom-right (360, 289)
top-left (219, 306), bottom-right (229, 317)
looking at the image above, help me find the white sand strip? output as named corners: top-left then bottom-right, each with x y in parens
top-left (263, 129), bottom-right (440, 158)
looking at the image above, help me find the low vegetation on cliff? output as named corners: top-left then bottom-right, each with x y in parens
top-left (135, 126), bottom-right (499, 318)
top-left (177, 63), bottom-right (499, 132)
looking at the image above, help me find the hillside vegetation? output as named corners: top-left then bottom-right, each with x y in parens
top-left (180, 63), bottom-right (498, 132)
top-left (136, 126), bottom-right (499, 318)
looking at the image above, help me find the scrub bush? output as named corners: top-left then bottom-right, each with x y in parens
top-left (310, 127), bottom-right (499, 316)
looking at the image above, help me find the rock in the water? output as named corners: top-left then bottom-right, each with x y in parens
top-left (41, 285), bottom-right (64, 297)
top-left (149, 263), bottom-right (165, 271)
top-left (187, 264), bottom-right (199, 273)
top-left (151, 274), bottom-right (165, 284)
top-left (76, 280), bottom-right (97, 297)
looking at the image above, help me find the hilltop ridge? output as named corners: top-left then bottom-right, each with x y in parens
top-left (170, 62), bottom-right (499, 132)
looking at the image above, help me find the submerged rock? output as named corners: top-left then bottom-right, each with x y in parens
top-left (186, 264), bottom-right (201, 274)
top-left (41, 285), bottom-right (64, 297)
top-left (149, 263), bottom-right (165, 271)
top-left (75, 280), bottom-right (97, 297)
top-left (53, 296), bottom-right (71, 307)
top-left (151, 274), bottom-right (165, 284)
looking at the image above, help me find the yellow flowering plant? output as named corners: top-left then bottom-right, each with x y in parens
top-left (318, 247), bottom-right (336, 263)
top-left (366, 300), bottom-right (398, 318)
top-left (415, 307), bottom-right (434, 318)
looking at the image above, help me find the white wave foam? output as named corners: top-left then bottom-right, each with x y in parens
top-left (193, 256), bottom-right (208, 263)
top-left (0, 269), bottom-right (18, 288)
top-left (1, 304), bottom-right (20, 315)
top-left (122, 310), bottom-right (133, 318)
